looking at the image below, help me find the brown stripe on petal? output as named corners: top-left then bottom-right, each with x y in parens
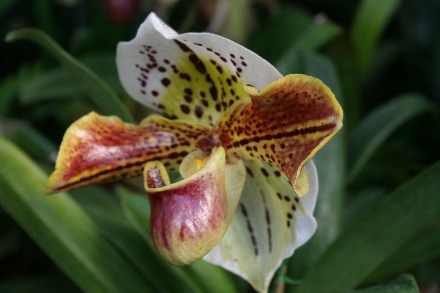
top-left (240, 203), bottom-right (259, 256)
top-left (217, 74), bottom-right (343, 196)
top-left (45, 112), bottom-right (211, 193)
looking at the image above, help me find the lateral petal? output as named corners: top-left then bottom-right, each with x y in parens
top-left (144, 147), bottom-right (245, 266)
top-left (203, 160), bottom-right (318, 293)
top-left (217, 74), bottom-right (343, 196)
top-left (116, 12), bottom-right (281, 126)
top-left (45, 112), bottom-right (211, 193)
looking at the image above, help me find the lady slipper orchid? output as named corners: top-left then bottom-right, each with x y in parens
top-left (45, 12), bottom-right (343, 293)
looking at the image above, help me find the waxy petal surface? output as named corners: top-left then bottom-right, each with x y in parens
top-left (117, 13), bottom-right (281, 126)
top-left (204, 160), bottom-right (318, 293)
top-left (45, 112), bottom-right (211, 193)
top-left (217, 74), bottom-right (343, 196)
top-left (144, 147), bottom-right (245, 266)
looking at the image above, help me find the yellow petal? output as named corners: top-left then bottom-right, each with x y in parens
top-left (217, 74), bottom-right (343, 196)
top-left (117, 13), bottom-right (282, 126)
top-left (45, 112), bottom-right (211, 193)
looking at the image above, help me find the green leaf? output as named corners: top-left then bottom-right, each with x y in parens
top-left (0, 62), bottom-right (44, 116)
top-left (348, 274), bottom-right (419, 293)
top-left (185, 261), bottom-right (240, 293)
top-left (347, 94), bottom-right (432, 183)
top-left (276, 17), bottom-right (341, 75)
top-left (330, 38), bottom-right (362, 134)
top-left (249, 6), bottom-right (310, 64)
top-left (0, 271), bottom-right (79, 293)
top-left (0, 119), bottom-right (56, 160)
top-left (20, 53), bottom-right (124, 104)
top-left (5, 28), bottom-right (134, 123)
top-left (73, 186), bottom-right (195, 293)
top-left (0, 136), bottom-right (152, 293)
top-left (293, 160), bottom-right (440, 293)
top-left (0, 0), bottom-right (19, 18)
top-left (350, 0), bottom-right (403, 73)
top-left (120, 188), bottom-right (152, 241)
top-left (0, 74), bottom-right (18, 116)
top-left (365, 219), bottom-right (440, 283)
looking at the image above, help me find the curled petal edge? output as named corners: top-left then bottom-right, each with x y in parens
top-left (144, 147), bottom-right (245, 266)
top-left (218, 74), bottom-right (343, 197)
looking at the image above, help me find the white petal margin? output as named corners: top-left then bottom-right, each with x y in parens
top-left (117, 12), bottom-right (282, 125)
top-left (203, 160), bottom-right (318, 293)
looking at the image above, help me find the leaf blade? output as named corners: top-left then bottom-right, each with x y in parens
top-left (294, 159), bottom-right (440, 293)
top-left (5, 28), bottom-right (134, 122)
top-left (347, 94), bottom-right (432, 183)
top-left (0, 136), bottom-right (151, 293)
top-left (350, 0), bottom-right (403, 73)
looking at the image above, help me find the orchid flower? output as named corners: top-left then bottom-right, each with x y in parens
top-left (45, 13), bottom-right (343, 293)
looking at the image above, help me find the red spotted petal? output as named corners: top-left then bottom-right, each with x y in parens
top-left (45, 112), bottom-right (211, 193)
top-left (216, 74), bottom-right (343, 196)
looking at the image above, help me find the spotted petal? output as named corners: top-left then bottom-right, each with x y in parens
top-left (144, 147), bottom-right (246, 266)
top-left (217, 74), bottom-right (343, 196)
top-left (45, 112), bottom-right (211, 193)
top-left (204, 160), bottom-right (318, 293)
top-left (116, 12), bottom-right (281, 126)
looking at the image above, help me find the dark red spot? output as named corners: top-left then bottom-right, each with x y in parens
top-left (195, 105), bottom-right (203, 118)
top-left (161, 78), bottom-right (171, 87)
top-left (180, 104), bottom-right (190, 114)
top-left (245, 167), bottom-right (254, 177)
top-left (189, 54), bottom-right (206, 74)
top-left (174, 40), bottom-right (192, 52)
top-left (209, 85), bottom-right (218, 101)
top-left (179, 73), bottom-right (191, 81)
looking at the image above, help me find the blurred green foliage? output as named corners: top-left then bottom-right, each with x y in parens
top-left (1, 0), bottom-right (440, 292)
